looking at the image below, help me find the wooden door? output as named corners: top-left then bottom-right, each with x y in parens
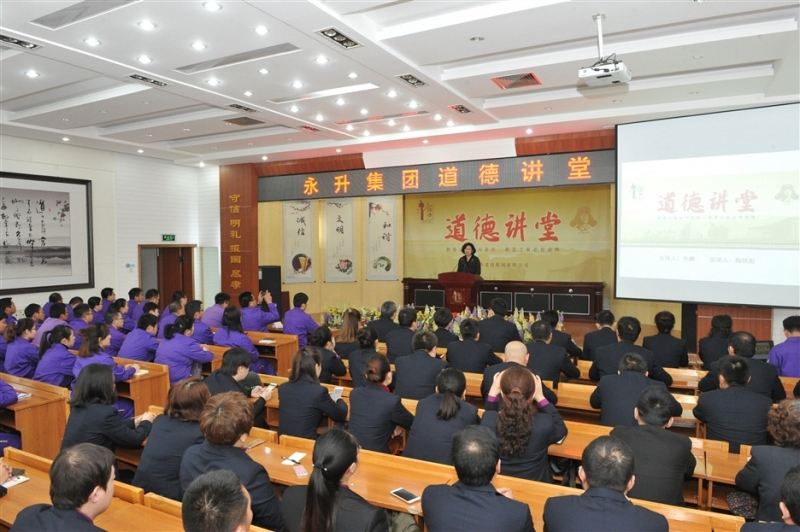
top-left (155, 247), bottom-right (194, 303)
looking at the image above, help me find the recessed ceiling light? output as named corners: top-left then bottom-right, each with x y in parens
top-left (289, 105), bottom-right (300, 113)
top-left (258, 68), bottom-right (269, 75)
top-left (408, 101), bottom-right (419, 108)
top-left (183, 128), bottom-right (190, 131)
top-left (199, 162), bottom-right (205, 167)
top-left (612, 99), bottom-right (622, 103)
top-left (315, 114), bottom-right (325, 121)
top-left (346, 124), bottom-right (354, 131)
top-left (433, 114), bottom-right (442, 121)
top-left (261, 156), bottom-right (268, 161)
top-left (203, 2), bottom-right (221, 11)
top-left (62, 137), bottom-right (69, 142)
top-left (689, 91), bottom-right (700, 94)
top-left (192, 41), bottom-right (206, 50)
top-left (402, 125), bottom-right (410, 132)
top-left (315, 56), bottom-right (328, 64)
top-left (247, 142), bottom-right (253, 146)
top-left (336, 148), bottom-right (342, 153)
top-left (25, 70), bottom-right (39, 78)
top-left (99, 110), bottom-right (107, 114)
top-left (292, 81), bottom-right (303, 88)
top-left (363, 130), bottom-right (370, 136)
top-left (138, 20), bottom-right (155, 30)
top-left (348, 72), bottom-right (358, 79)
top-left (137, 149), bottom-right (144, 153)
top-left (142, 101), bottom-right (150, 105)
top-left (335, 98), bottom-right (345, 106)
top-left (255, 25), bottom-right (268, 35)
top-left (691, 54), bottom-right (703, 59)
top-left (62, 118), bottom-right (69, 121)
top-left (360, 108), bottom-right (368, 115)
top-left (286, 138), bottom-right (292, 141)
top-left (526, 128), bottom-right (533, 134)
top-left (446, 120), bottom-right (455, 127)
top-left (207, 78), bottom-right (220, 85)
top-left (470, 36), bottom-right (484, 41)
top-left (544, 106), bottom-right (553, 110)
top-left (84, 37), bottom-right (100, 46)
top-left (691, 0), bottom-right (706, 3)
top-left (387, 119), bottom-right (396, 126)
top-left (244, 91), bottom-right (253, 96)
top-left (146, 134), bottom-right (153, 137)
top-left (422, 140), bottom-right (429, 144)
top-left (137, 55), bottom-right (151, 64)
top-left (387, 90), bottom-right (397, 98)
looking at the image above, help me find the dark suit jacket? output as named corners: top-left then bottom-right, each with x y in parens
top-left (551, 329), bottom-right (583, 359)
top-left (589, 342), bottom-right (673, 386)
top-left (334, 341), bottom-right (359, 360)
top-left (445, 339), bottom-right (502, 374)
top-left (403, 394), bottom-right (479, 465)
top-left (348, 383), bottom-right (414, 453)
top-left (435, 328), bottom-right (459, 348)
top-left (543, 487), bottom-right (669, 531)
top-left (699, 332), bottom-right (729, 370)
top-left (610, 424), bottom-right (696, 506)
top-left (478, 314), bottom-right (520, 353)
top-left (589, 372), bottom-right (681, 427)
top-left (394, 351), bottom-right (448, 400)
top-left (180, 440), bottom-right (283, 531)
top-left (693, 386), bottom-right (773, 453)
top-left (203, 369), bottom-right (267, 423)
top-left (132, 415), bottom-right (203, 500)
top-left (698, 357), bottom-right (786, 402)
top-left (10, 505), bottom-right (103, 532)
top-left (369, 317), bottom-right (399, 342)
top-left (61, 401), bottom-right (152, 452)
top-left (385, 328), bottom-right (416, 363)
top-left (481, 360), bottom-right (558, 405)
top-left (527, 340), bottom-right (580, 385)
top-left (422, 482), bottom-right (534, 532)
top-left (319, 347), bottom-right (347, 383)
top-left (281, 485), bottom-right (388, 532)
top-left (642, 332), bottom-right (689, 368)
top-left (737, 446), bottom-right (800, 522)
top-left (278, 375), bottom-right (348, 438)
top-left (741, 523), bottom-right (800, 531)
top-left (581, 327), bottom-right (618, 361)
top-left (348, 348), bottom-right (376, 388)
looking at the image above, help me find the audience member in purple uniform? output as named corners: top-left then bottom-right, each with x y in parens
top-left (114, 298), bottom-right (136, 333)
top-left (213, 306), bottom-right (274, 375)
top-left (131, 289), bottom-right (159, 322)
top-left (0, 298), bottom-right (17, 326)
top-left (283, 293), bottom-right (319, 348)
top-left (100, 287), bottom-right (116, 318)
top-left (33, 303), bottom-right (69, 346)
top-left (68, 303), bottom-right (93, 351)
top-left (42, 293), bottom-right (60, 321)
top-left (0, 375), bottom-right (20, 450)
top-left (127, 288), bottom-right (143, 320)
top-left (240, 291), bottom-right (280, 333)
top-left (33, 325), bottom-right (76, 387)
top-left (4, 318), bottom-right (38, 378)
top-left (104, 310), bottom-right (126, 358)
top-left (186, 300), bottom-right (213, 345)
top-left (119, 314), bottom-right (160, 362)
top-left (161, 290), bottom-right (187, 321)
top-left (201, 292), bottom-right (230, 328)
top-left (88, 297), bottom-right (104, 324)
top-left (768, 316), bottom-right (800, 378)
top-left (0, 315), bottom-right (8, 368)
top-left (158, 301), bottom-right (184, 340)
top-left (24, 303), bottom-right (45, 328)
top-left (140, 301), bottom-right (160, 318)
top-left (155, 316), bottom-right (213, 385)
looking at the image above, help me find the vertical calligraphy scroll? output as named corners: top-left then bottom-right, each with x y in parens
top-left (324, 199), bottom-right (355, 283)
top-left (366, 197), bottom-right (397, 281)
top-left (283, 200), bottom-right (315, 284)
top-left (219, 165), bottom-right (258, 303)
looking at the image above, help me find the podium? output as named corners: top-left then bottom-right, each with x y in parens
top-left (438, 272), bottom-right (483, 313)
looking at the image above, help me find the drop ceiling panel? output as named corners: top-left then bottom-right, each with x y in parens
top-left (0, 53), bottom-right (101, 103)
top-left (102, 115), bottom-right (280, 143)
top-left (176, 129), bottom-right (321, 155)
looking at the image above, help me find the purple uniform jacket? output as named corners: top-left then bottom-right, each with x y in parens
top-left (0, 337), bottom-right (7, 366)
top-left (119, 329), bottom-right (159, 362)
top-left (157, 313), bottom-right (178, 340)
top-left (241, 305), bottom-right (280, 333)
top-left (0, 378), bottom-right (18, 408)
top-left (200, 304), bottom-right (224, 328)
top-left (43, 302), bottom-right (74, 322)
top-left (4, 337), bottom-right (38, 378)
top-left (191, 320), bottom-right (213, 345)
top-left (283, 308), bottom-right (319, 348)
top-left (130, 301), bottom-right (147, 322)
top-left (127, 299), bottom-right (139, 318)
top-left (91, 308), bottom-right (105, 324)
top-left (107, 326), bottom-right (126, 358)
top-left (68, 319), bottom-right (90, 351)
top-left (33, 344), bottom-right (76, 387)
top-left (213, 327), bottom-right (260, 366)
top-left (768, 337), bottom-right (800, 377)
top-left (121, 314), bottom-right (136, 333)
top-left (73, 352), bottom-right (136, 382)
top-left (101, 299), bottom-right (114, 317)
top-left (154, 334), bottom-right (213, 384)
top-left (6, 315), bottom-right (17, 326)
top-left (34, 317), bottom-right (68, 346)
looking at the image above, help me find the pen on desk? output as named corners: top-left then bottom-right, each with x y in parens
top-left (282, 456), bottom-right (301, 465)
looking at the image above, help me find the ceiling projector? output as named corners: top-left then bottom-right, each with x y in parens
top-left (579, 61), bottom-right (632, 87)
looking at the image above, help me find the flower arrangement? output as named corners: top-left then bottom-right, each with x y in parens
top-left (322, 304), bottom-right (381, 328)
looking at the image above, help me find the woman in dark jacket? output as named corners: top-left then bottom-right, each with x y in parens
top-left (348, 327), bottom-right (379, 388)
top-left (333, 308), bottom-right (361, 360)
top-left (699, 314), bottom-right (732, 370)
top-left (309, 326), bottom-right (347, 384)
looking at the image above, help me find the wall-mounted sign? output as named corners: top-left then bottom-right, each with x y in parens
top-left (162, 234), bottom-right (176, 242)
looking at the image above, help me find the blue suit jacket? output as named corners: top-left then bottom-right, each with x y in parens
top-left (422, 482), bottom-right (534, 532)
top-left (543, 487), bottom-right (668, 531)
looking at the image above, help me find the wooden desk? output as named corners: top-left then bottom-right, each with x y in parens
top-left (203, 344), bottom-right (226, 374)
top-left (114, 358), bottom-right (170, 416)
top-left (704, 450), bottom-right (749, 511)
top-left (94, 503), bottom-right (184, 532)
top-left (574, 360), bottom-right (705, 391)
top-left (781, 376), bottom-right (799, 397)
top-left (0, 382), bottom-right (66, 460)
top-left (243, 331), bottom-right (299, 378)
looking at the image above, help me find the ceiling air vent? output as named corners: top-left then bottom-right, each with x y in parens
top-left (300, 125), bottom-right (321, 133)
top-left (223, 117), bottom-right (264, 126)
top-left (30, 0), bottom-right (139, 30)
top-left (129, 74), bottom-right (167, 86)
top-left (317, 28), bottom-right (361, 49)
top-left (174, 44), bottom-right (301, 75)
top-left (491, 72), bottom-right (543, 90)
top-left (396, 74), bottom-right (427, 87)
top-left (227, 104), bottom-right (258, 113)
top-left (449, 104), bottom-right (472, 114)
top-left (0, 34), bottom-right (42, 50)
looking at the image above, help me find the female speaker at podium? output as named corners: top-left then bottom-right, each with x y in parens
top-left (456, 242), bottom-right (481, 275)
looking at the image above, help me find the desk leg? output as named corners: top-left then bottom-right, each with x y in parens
top-left (707, 480), bottom-right (714, 511)
top-left (697, 478), bottom-right (706, 511)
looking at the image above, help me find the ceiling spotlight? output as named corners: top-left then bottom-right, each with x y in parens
top-left (470, 36), bottom-right (485, 41)
top-left (397, 74), bottom-right (427, 87)
top-left (137, 55), bottom-right (151, 64)
top-left (255, 25), bottom-right (268, 35)
top-left (422, 140), bottom-right (429, 144)
top-left (336, 148), bottom-right (342, 153)
top-left (335, 98), bottom-right (345, 106)
top-left (84, 37), bottom-right (100, 46)
top-left (689, 91), bottom-right (700, 94)
top-left (199, 162), bottom-right (205, 167)
top-left (192, 41), bottom-right (206, 50)
top-left (387, 90), bottom-right (397, 98)
top-left (612, 99), bottom-right (622, 103)
top-left (62, 118), bottom-right (69, 121)
top-left (137, 149), bottom-right (144, 153)
top-left (207, 78), bottom-right (220, 85)
top-left (525, 128), bottom-right (533, 134)
top-left (262, 156), bottom-right (268, 161)
top-left (402, 125), bottom-right (410, 132)
top-left (138, 20), bottom-right (155, 30)
top-left (244, 91), bottom-right (253, 96)
top-left (360, 109), bottom-right (368, 115)
top-left (146, 134), bottom-right (153, 137)
top-left (292, 81), bottom-right (304, 88)
top-left (446, 120), bottom-right (454, 126)
top-left (387, 119), bottom-right (396, 126)
top-left (408, 101), bottom-right (419, 109)
top-left (691, 54), bottom-right (703, 59)
top-left (433, 114), bottom-right (442, 121)
top-left (25, 70), bottom-right (39, 78)
top-left (61, 137), bottom-right (70, 142)
top-left (318, 27), bottom-right (361, 49)
top-left (203, 2), bottom-right (221, 11)
top-left (315, 114), bottom-right (325, 121)
top-left (346, 124), bottom-right (354, 131)
top-left (289, 105), bottom-right (299, 112)
top-left (363, 130), bottom-right (370, 136)
top-left (183, 128), bottom-right (190, 131)
top-left (348, 72), bottom-right (358, 79)
top-left (258, 68), bottom-right (269, 75)
top-left (544, 106), bottom-right (553, 111)
top-left (315, 56), bottom-right (329, 64)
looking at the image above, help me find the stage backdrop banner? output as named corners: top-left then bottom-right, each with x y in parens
top-left (366, 197), bottom-right (397, 281)
top-left (283, 200), bottom-right (315, 284)
top-left (324, 199), bottom-right (356, 283)
top-left (404, 187), bottom-right (612, 282)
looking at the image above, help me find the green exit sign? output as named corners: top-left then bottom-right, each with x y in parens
top-left (162, 234), bottom-right (176, 242)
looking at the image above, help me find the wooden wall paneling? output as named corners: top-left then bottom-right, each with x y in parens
top-left (515, 131), bottom-right (616, 156)
top-left (254, 154), bottom-right (365, 177)
top-left (220, 164), bottom-right (259, 303)
top-left (180, 247), bottom-right (194, 301)
top-left (696, 304), bottom-right (772, 351)
top-left (157, 248), bottom-right (183, 305)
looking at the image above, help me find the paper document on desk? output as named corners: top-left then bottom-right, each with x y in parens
top-left (15, 392), bottom-right (31, 399)
top-left (259, 339), bottom-right (277, 345)
top-left (134, 369), bottom-right (149, 377)
top-left (282, 452), bottom-right (306, 465)
top-left (2, 475), bottom-right (29, 488)
top-left (272, 321), bottom-right (283, 329)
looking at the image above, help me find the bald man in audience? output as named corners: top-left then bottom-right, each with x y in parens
top-left (481, 340), bottom-right (558, 405)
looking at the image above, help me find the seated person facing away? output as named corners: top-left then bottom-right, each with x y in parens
top-left (543, 436), bottom-right (669, 532)
top-left (736, 399), bottom-right (800, 523)
top-left (589, 316), bottom-right (673, 386)
top-left (132, 379), bottom-right (210, 500)
top-left (699, 330), bottom-right (785, 402)
top-left (283, 292), bottom-right (319, 348)
top-left (203, 347), bottom-right (273, 429)
top-left (482, 366), bottom-right (567, 483)
top-left (445, 318), bottom-right (502, 374)
top-left (384, 307), bottom-right (417, 364)
top-left (4, 318), bottom-right (38, 378)
top-left (433, 307), bottom-right (459, 348)
top-left (590, 353), bottom-right (682, 428)
top-left (282, 428), bottom-right (389, 532)
top-left (154, 316), bottom-right (214, 385)
top-left (422, 425), bottom-right (534, 532)
top-left (200, 292), bottom-right (230, 329)
top-left (33, 325), bottom-right (76, 388)
top-left (769, 316), bottom-right (800, 378)
top-left (369, 301), bottom-right (400, 342)
top-left (348, 326), bottom-right (379, 388)
top-left (213, 306), bottom-right (275, 375)
top-left (180, 392), bottom-right (284, 531)
top-left (526, 319), bottom-right (580, 387)
top-left (10, 443), bottom-right (117, 532)
top-left (117, 313), bottom-right (160, 362)
top-left (333, 308), bottom-right (361, 360)
top-left (186, 300), bottom-right (213, 345)
top-left (693, 355), bottom-right (773, 453)
top-left (481, 340), bottom-right (558, 405)
top-left (182, 470), bottom-right (253, 532)
top-left (308, 325), bottom-right (347, 384)
top-left (394, 330), bottom-right (448, 400)
top-left (541, 309), bottom-right (583, 360)
top-left (642, 310), bottom-right (689, 368)
top-left (611, 385), bottom-right (696, 506)
top-left (478, 298), bottom-right (520, 353)
top-left (403, 368), bottom-right (479, 465)
top-left (741, 465), bottom-right (800, 532)
top-left (239, 290), bottom-right (279, 333)
top-left (699, 314), bottom-right (733, 370)
top-left (582, 309), bottom-right (618, 361)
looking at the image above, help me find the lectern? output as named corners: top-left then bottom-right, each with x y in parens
top-left (438, 272), bottom-right (483, 313)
